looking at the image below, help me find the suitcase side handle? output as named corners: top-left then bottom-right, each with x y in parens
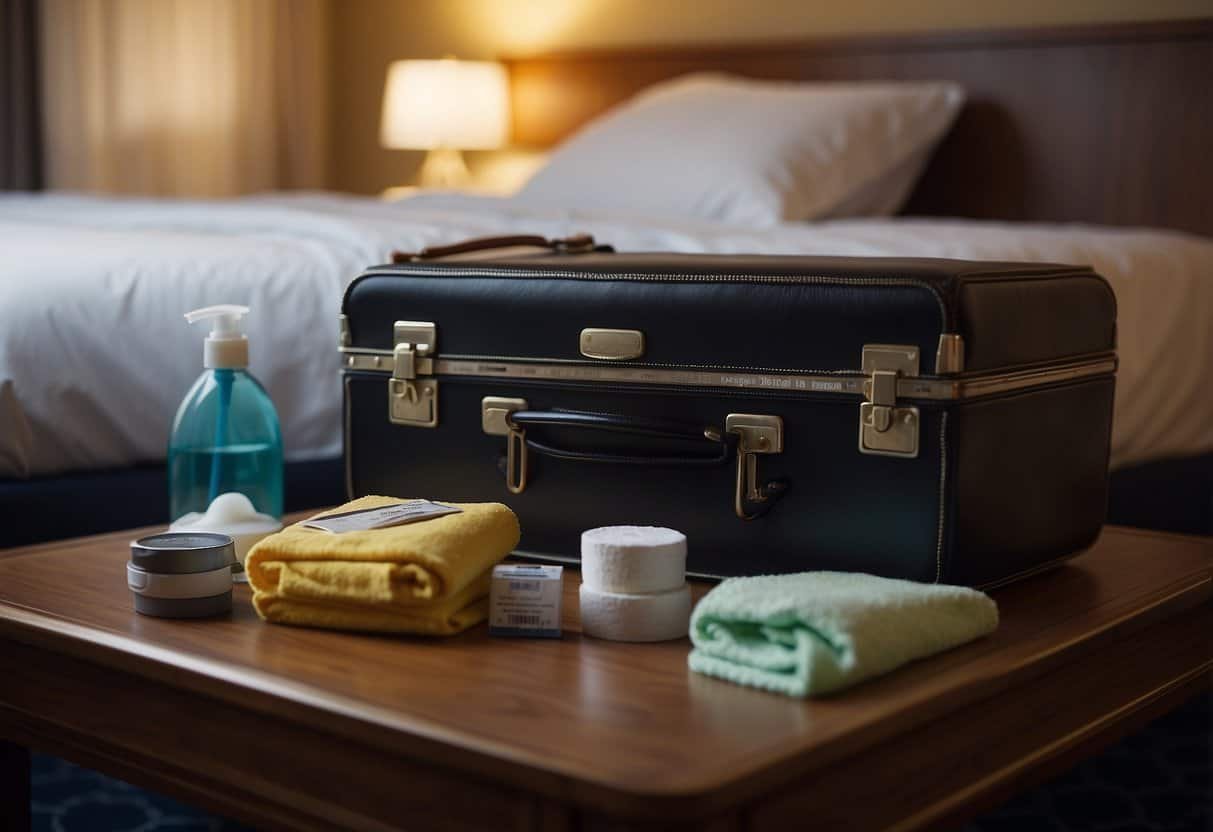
top-left (510, 409), bottom-right (729, 467)
top-left (483, 401), bottom-right (788, 519)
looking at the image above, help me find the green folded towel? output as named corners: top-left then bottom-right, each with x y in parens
top-left (688, 571), bottom-right (998, 698)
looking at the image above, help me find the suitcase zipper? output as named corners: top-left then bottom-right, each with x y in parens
top-left (349, 265), bottom-right (952, 329)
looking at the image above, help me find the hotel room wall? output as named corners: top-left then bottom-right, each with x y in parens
top-left (328, 0), bottom-right (1211, 195)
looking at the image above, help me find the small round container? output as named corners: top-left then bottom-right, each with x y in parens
top-left (128, 532), bottom-right (235, 618)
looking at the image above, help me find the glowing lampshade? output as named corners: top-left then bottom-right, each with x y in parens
top-left (380, 59), bottom-right (509, 152)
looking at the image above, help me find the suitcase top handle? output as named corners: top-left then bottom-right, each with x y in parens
top-left (391, 234), bottom-right (609, 263)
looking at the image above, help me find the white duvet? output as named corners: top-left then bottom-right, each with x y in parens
top-left (0, 191), bottom-right (1209, 478)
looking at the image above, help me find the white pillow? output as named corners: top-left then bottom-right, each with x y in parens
top-left (514, 74), bottom-right (964, 227)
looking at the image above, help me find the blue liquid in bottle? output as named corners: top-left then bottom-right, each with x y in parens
top-left (168, 365), bottom-right (283, 522)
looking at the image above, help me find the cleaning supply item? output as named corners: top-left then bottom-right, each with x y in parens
top-left (130, 532), bottom-right (236, 574)
top-left (579, 583), bottom-right (692, 642)
top-left (127, 562), bottom-right (233, 601)
top-left (245, 495), bottom-right (520, 635)
top-left (127, 532), bottom-right (236, 618)
top-left (578, 525), bottom-right (692, 642)
top-left (580, 526), bottom-right (686, 594)
top-left (170, 491), bottom-right (282, 582)
top-left (168, 305), bottom-right (283, 528)
top-left (688, 571), bottom-right (999, 698)
top-left (489, 563), bottom-right (564, 638)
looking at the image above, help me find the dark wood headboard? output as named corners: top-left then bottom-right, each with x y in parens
top-left (505, 20), bottom-right (1213, 236)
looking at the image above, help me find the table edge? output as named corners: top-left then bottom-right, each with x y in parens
top-left (1, 566), bottom-right (1210, 809)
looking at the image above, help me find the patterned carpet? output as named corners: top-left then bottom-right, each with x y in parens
top-left (30, 759), bottom-right (250, 832)
top-left (29, 692), bottom-right (1211, 832)
top-left (962, 691), bottom-right (1211, 832)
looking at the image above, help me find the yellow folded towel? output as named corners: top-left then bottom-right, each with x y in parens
top-left (245, 496), bottom-right (520, 635)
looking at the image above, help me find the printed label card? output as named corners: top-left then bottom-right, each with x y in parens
top-left (303, 500), bottom-right (462, 534)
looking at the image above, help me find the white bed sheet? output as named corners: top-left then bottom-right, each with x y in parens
top-left (0, 191), bottom-right (1209, 479)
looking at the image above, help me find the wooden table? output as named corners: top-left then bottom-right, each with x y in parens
top-left (0, 524), bottom-right (1209, 831)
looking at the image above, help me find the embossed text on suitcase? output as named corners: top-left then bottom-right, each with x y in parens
top-left (340, 237), bottom-right (1117, 586)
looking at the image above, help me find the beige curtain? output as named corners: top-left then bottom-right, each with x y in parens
top-left (39, 0), bottom-right (328, 196)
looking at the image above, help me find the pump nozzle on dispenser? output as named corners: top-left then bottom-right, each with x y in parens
top-left (169, 303), bottom-right (283, 533)
top-left (185, 304), bottom-right (250, 369)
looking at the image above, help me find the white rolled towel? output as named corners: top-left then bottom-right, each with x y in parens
top-left (580, 526), bottom-right (687, 594)
top-left (579, 583), bottom-right (692, 642)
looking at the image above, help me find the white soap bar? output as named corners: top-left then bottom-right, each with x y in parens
top-left (580, 526), bottom-right (687, 594)
top-left (579, 583), bottom-right (692, 642)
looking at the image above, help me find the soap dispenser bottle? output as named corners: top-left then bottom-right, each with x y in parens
top-left (168, 305), bottom-right (284, 527)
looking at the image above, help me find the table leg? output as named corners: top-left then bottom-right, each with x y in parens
top-left (0, 740), bottom-right (31, 831)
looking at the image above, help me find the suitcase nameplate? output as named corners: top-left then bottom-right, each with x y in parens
top-left (579, 328), bottom-right (645, 361)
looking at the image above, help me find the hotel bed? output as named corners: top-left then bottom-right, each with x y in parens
top-left (2, 19), bottom-right (1211, 545)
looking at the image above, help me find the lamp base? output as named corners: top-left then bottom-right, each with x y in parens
top-left (417, 148), bottom-right (471, 189)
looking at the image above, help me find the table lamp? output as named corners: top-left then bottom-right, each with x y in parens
top-left (380, 58), bottom-right (510, 189)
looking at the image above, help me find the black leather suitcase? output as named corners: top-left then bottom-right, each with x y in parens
top-left (340, 236), bottom-right (1117, 586)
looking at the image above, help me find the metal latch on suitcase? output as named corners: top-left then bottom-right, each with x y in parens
top-left (725, 414), bottom-right (785, 520)
top-left (859, 344), bottom-right (920, 458)
top-left (482, 396), bottom-right (529, 494)
top-left (389, 321), bottom-right (438, 428)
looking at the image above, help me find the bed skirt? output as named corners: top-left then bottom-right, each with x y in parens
top-left (0, 458), bottom-right (345, 549)
top-left (1, 454), bottom-right (1208, 549)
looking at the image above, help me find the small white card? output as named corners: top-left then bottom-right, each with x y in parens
top-left (489, 563), bottom-right (564, 638)
top-left (302, 500), bottom-right (462, 534)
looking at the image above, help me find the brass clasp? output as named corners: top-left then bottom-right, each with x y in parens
top-left (859, 344), bottom-right (920, 458)
top-left (725, 414), bottom-right (784, 520)
top-left (388, 321), bottom-right (438, 428)
top-left (482, 397), bottom-right (529, 494)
